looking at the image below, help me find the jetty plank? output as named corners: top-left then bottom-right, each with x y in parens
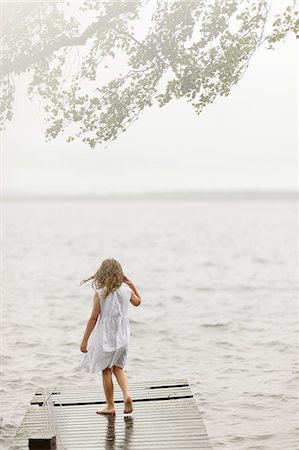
top-left (11, 379), bottom-right (213, 450)
top-left (34, 378), bottom-right (189, 395)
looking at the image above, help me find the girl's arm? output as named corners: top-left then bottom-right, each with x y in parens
top-left (123, 275), bottom-right (141, 306)
top-left (80, 291), bottom-right (100, 352)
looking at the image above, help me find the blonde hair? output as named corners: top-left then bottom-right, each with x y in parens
top-left (80, 258), bottom-right (124, 299)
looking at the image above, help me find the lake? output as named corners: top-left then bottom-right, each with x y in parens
top-left (1, 197), bottom-right (297, 450)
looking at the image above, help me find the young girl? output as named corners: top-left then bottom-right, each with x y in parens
top-left (80, 258), bottom-right (141, 415)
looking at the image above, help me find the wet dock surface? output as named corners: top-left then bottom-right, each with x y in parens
top-left (11, 379), bottom-right (212, 449)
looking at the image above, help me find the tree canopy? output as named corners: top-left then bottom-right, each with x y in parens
top-left (1, 0), bottom-right (298, 148)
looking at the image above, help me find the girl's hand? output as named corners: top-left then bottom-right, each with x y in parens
top-left (80, 340), bottom-right (88, 353)
top-left (123, 275), bottom-right (133, 286)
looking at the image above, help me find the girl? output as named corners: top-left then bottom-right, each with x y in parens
top-left (80, 258), bottom-right (141, 415)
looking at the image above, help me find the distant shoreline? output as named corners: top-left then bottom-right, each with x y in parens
top-left (2, 190), bottom-right (298, 202)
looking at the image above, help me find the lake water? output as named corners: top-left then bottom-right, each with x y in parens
top-left (1, 198), bottom-right (298, 450)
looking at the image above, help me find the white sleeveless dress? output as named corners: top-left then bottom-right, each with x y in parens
top-left (81, 282), bottom-right (132, 373)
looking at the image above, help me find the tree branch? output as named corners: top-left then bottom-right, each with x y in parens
top-left (110, 25), bottom-right (171, 69)
top-left (1, 7), bottom-right (129, 77)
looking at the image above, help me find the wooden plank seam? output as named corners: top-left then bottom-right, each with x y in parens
top-left (31, 394), bottom-right (194, 407)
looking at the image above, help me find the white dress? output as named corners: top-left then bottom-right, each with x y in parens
top-left (81, 282), bottom-right (132, 373)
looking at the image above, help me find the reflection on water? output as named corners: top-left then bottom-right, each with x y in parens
top-left (104, 414), bottom-right (134, 450)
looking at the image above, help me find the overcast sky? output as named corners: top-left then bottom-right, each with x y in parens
top-left (2, 27), bottom-right (297, 195)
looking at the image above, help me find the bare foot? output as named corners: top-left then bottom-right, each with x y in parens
top-left (124, 395), bottom-right (133, 414)
top-left (96, 405), bottom-right (115, 415)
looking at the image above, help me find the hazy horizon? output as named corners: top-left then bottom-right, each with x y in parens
top-left (3, 188), bottom-right (297, 202)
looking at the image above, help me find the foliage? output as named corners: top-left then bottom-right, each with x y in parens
top-left (0, 0), bottom-right (298, 148)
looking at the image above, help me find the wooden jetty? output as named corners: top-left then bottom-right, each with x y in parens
top-left (11, 378), bottom-right (213, 449)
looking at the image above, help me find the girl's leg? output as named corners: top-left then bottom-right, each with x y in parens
top-left (96, 367), bottom-right (115, 414)
top-left (112, 366), bottom-right (133, 413)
